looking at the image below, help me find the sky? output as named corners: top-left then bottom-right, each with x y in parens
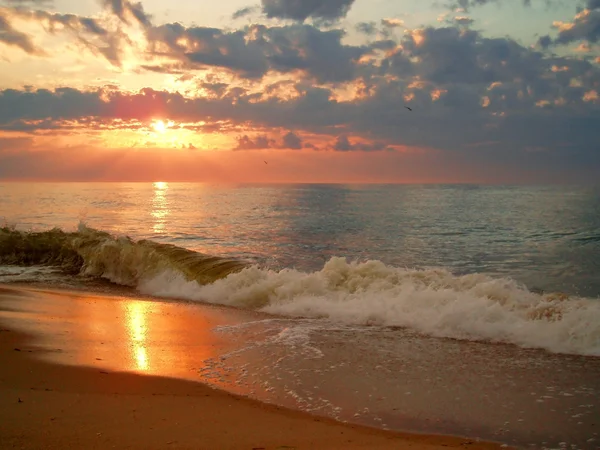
top-left (0, 0), bottom-right (599, 183)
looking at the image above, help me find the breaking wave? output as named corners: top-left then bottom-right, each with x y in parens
top-left (0, 223), bottom-right (247, 287)
top-left (1, 224), bottom-right (599, 356)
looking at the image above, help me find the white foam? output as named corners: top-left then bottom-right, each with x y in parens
top-left (0, 265), bottom-right (64, 283)
top-left (138, 257), bottom-right (600, 356)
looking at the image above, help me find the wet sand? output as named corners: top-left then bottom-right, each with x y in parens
top-left (0, 284), bottom-right (504, 450)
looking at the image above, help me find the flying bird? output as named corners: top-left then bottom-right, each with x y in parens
top-left (404, 106), bottom-right (412, 111)
top-left (264, 161), bottom-right (268, 164)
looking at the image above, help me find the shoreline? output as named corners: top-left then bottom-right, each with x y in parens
top-left (0, 284), bottom-right (508, 450)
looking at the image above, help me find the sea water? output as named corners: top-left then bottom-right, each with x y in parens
top-left (1, 182), bottom-right (599, 449)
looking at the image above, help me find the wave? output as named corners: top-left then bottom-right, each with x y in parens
top-left (0, 224), bottom-right (247, 287)
top-left (140, 259), bottom-right (600, 356)
top-left (1, 225), bottom-right (599, 356)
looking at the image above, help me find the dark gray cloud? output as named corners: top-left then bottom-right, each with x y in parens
top-left (355, 22), bottom-right (377, 36)
top-left (236, 131), bottom-right (304, 149)
top-left (236, 134), bottom-right (273, 149)
top-left (333, 135), bottom-right (389, 151)
top-left (100, 0), bottom-right (151, 28)
top-left (554, 8), bottom-right (600, 45)
top-left (0, 12), bottom-right (44, 55)
top-left (0, 82), bottom-right (598, 178)
top-left (282, 131), bottom-right (302, 149)
top-left (588, 0), bottom-right (600, 9)
top-left (356, 18), bottom-right (405, 39)
top-left (146, 23), bottom-right (268, 79)
top-left (0, 118), bottom-right (64, 131)
top-left (449, 0), bottom-right (531, 10)
top-left (199, 82), bottom-right (230, 98)
top-left (232, 6), bottom-right (258, 20)
top-left (537, 1), bottom-right (600, 48)
top-left (261, 0), bottom-right (356, 22)
top-left (146, 23), bottom-right (369, 83)
top-left (259, 25), bottom-right (368, 82)
top-left (443, 0), bottom-right (580, 13)
top-left (333, 135), bottom-right (352, 151)
top-left (395, 26), bottom-right (554, 85)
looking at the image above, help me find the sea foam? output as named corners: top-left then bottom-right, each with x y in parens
top-left (139, 257), bottom-right (600, 357)
top-left (2, 224), bottom-right (599, 357)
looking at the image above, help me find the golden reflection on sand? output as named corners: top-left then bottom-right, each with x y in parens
top-left (151, 181), bottom-right (170, 234)
top-left (124, 301), bottom-right (150, 371)
top-left (0, 287), bottom-right (249, 382)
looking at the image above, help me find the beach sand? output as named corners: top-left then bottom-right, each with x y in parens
top-left (0, 284), bottom-right (506, 450)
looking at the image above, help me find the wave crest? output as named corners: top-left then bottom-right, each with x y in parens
top-left (2, 225), bottom-right (598, 356)
top-left (140, 257), bottom-right (600, 357)
top-left (0, 223), bottom-right (247, 287)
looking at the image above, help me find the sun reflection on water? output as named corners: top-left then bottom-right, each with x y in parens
top-left (151, 181), bottom-right (170, 234)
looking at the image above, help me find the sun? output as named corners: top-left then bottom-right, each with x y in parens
top-left (152, 120), bottom-right (167, 133)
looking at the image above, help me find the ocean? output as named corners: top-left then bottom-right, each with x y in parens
top-left (1, 182), bottom-right (599, 449)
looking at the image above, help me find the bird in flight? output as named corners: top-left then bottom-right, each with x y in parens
top-left (404, 106), bottom-right (412, 111)
top-left (264, 161), bottom-right (268, 164)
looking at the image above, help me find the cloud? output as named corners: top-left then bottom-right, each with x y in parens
top-left (146, 24), bottom-right (269, 79)
top-left (235, 131), bottom-right (304, 150)
top-left (0, 0), bottom-right (598, 183)
top-left (261, 0), bottom-right (356, 22)
top-left (332, 135), bottom-right (389, 151)
top-left (236, 134), bottom-right (274, 149)
top-left (0, 12), bottom-right (44, 55)
top-left (381, 18), bottom-right (404, 28)
top-left (0, 5), bottom-right (599, 181)
top-left (282, 131), bottom-right (303, 149)
top-left (232, 6), bottom-right (258, 20)
top-left (259, 25), bottom-right (369, 83)
top-left (453, 16), bottom-right (475, 25)
top-left (444, 0), bottom-right (578, 13)
top-left (536, 1), bottom-right (600, 49)
top-left (354, 18), bottom-right (405, 40)
top-left (0, 1), bottom-right (152, 66)
top-left (0, 42), bottom-right (598, 155)
top-left (396, 26), bottom-right (558, 85)
top-left (588, 0), bottom-right (600, 9)
top-left (447, 0), bottom-right (532, 11)
top-left (146, 23), bottom-right (370, 83)
top-left (355, 22), bottom-right (377, 36)
top-left (553, 5), bottom-right (600, 46)
top-left (0, 83), bottom-right (598, 182)
top-left (100, 0), bottom-right (151, 28)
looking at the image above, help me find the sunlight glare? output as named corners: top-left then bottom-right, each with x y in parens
top-left (125, 302), bottom-right (150, 371)
top-left (152, 120), bottom-right (167, 133)
top-left (152, 181), bottom-right (170, 233)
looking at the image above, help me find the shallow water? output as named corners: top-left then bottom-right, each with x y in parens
top-left (1, 286), bottom-right (599, 450)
